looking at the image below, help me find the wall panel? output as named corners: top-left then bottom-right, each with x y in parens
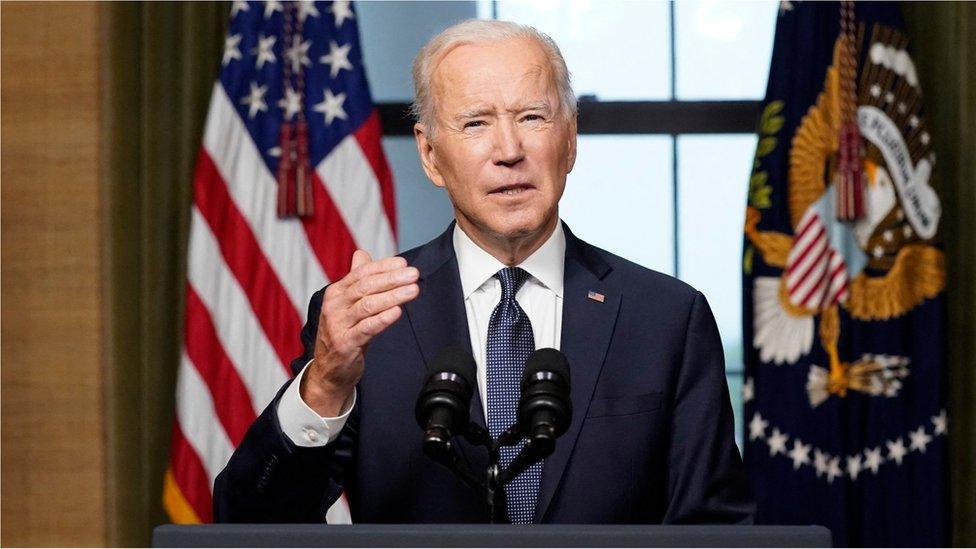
top-left (0, 2), bottom-right (105, 545)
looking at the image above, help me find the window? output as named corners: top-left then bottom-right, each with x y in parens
top-left (489, 0), bottom-right (777, 445)
top-left (491, 0), bottom-right (672, 100)
top-left (561, 136), bottom-right (674, 275)
top-left (674, 1), bottom-right (777, 99)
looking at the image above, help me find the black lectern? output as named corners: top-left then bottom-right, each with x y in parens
top-left (152, 524), bottom-right (831, 547)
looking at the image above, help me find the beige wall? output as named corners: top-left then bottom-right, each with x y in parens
top-left (1, 2), bottom-right (106, 545)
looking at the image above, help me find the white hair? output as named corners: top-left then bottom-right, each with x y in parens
top-left (410, 19), bottom-right (577, 135)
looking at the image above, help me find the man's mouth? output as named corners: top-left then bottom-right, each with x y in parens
top-left (490, 184), bottom-right (534, 196)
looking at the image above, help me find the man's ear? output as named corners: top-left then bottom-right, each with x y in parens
top-left (414, 123), bottom-right (446, 188)
top-left (565, 117), bottom-right (578, 174)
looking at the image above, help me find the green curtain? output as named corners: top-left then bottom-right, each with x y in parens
top-left (101, 2), bottom-right (225, 546)
top-left (901, 2), bottom-right (976, 546)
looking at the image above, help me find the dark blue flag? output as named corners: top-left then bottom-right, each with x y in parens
top-left (742, 2), bottom-right (947, 546)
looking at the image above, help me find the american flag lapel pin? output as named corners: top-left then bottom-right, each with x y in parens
top-left (587, 290), bottom-right (605, 303)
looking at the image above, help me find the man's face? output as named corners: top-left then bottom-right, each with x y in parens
top-left (415, 37), bottom-right (577, 248)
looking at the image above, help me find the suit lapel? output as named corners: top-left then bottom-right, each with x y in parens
top-left (403, 224), bottom-right (489, 475)
top-left (535, 225), bottom-right (620, 522)
top-left (402, 228), bottom-right (470, 371)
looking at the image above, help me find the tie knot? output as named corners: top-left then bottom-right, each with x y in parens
top-left (495, 267), bottom-right (530, 300)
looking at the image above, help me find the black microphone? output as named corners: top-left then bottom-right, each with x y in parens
top-left (415, 346), bottom-right (477, 458)
top-left (518, 348), bottom-right (572, 454)
top-left (498, 348), bottom-right (572, 485)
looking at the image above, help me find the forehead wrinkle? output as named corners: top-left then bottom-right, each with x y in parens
top-left (455, 99), bottom-right (551, 121)
top-left (511, 62), bottom-right (559, 111)
top-left (511, 100), bottom-right (552, 113)
top-left (456, 68), bottom-right (556, 119)
top-left (455, 106), bottom-right (494, 121)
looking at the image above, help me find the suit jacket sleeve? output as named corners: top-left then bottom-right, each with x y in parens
top-left (663, 291), bottom-right (755, 524)
top-left (213, 288), bottom-right (357, 523)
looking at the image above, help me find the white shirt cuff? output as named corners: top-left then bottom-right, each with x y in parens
top-left (276, 359), bottom-right (356, 447)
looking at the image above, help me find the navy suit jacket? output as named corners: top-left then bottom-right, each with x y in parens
top-left (213, 223), bottom-right (754, 524)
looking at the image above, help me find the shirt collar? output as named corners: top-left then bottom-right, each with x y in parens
top-left (453, 221), bottom-right (566, 299)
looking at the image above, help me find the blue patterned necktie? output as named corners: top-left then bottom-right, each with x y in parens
top-left (486, 266), bottom-right (541, 524)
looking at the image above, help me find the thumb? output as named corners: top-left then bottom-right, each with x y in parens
top-left (350, 249), bottom-right (372, 271)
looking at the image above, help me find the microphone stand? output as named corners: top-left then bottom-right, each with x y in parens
top-left (421, 416), bottom-right (536, 523)
top-left (461, 423), bottom-right (549, 524)
top-left (422, 427), bottom-right (486, 496)
top-left (462, 422), bottom-right (505, 523)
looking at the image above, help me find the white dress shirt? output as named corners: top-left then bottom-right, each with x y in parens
top-left (277, 222), bottom-right (566, 447)
top-left (454, 222), bottom-right (565, 413)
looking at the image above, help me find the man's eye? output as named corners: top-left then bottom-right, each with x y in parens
top-left (463, 120), bottom-right (486, 129)
top-left (521, 114), bottom-right (544, 122)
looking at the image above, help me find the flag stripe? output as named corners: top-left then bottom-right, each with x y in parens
top-left (187, 209), bottom-right (289, 407)
top-left (203, 85), bottom-right (329, 310)
top-left (787, 224), bottom-right (827, 275)
top-left (830, 281), bottom-right (850, 304)
top-left (788, 236), bottom-right (828, 294)
top-left (354, 110), bottom-right (397, 236)
top-left (326, 492), bottom-right (354, 524)
top-left (176, 352), bottom-right (235, 487)
top-left (793, 210), bottom-right (819, 241)
top-left (799, 257), bottom-right (832, 308)
top-left (184, 284), bottom-right (259, 444)
top-left (316, 134), bottom-right (397, 257)
top-left (193, 151), bottom-right (304, 371)
top-left (826, 259), bottom-right (850, 303)
top-left (791, 261), bottom-right (826, 307)
top-left (167, 429), bottom-right (213, 523)
top-left (789, 211), bottom-right (820, 251)
top-left (301, 172), bottom-right (361, 282)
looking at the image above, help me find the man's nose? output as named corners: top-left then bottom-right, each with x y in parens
top-left (491, 118), bottom-right (524, 166)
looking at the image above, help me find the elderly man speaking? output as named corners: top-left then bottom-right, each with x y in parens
top-left (214, 19), bottom-right (754, 525)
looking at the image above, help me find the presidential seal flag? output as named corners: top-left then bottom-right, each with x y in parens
top-left (163, 0), bottom-right (395, 524)
top-left (742, 2), bottom-right (947, 545)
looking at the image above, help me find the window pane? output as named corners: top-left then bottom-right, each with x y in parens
top-left (494, 0), bottom-right (671, 100)
top-left (561, 136), bottom-right (674, 275)
top-left (675, 0), bottom-right (777, 99)
top-left (677, 134), bottom-right (755, 371)
top-left (383, 137), bottom-right (455, 252)
top-left (358, 1), bottom-right (478, 102)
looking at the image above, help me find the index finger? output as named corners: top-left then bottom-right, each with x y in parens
top-left (350, 249), bottom-right (372, 272)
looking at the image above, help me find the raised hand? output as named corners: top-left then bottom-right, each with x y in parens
top-left (300, 250), bottom-right (420, 416)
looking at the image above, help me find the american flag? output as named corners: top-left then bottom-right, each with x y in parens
top-left (163, 0), bottom-right (395, 524)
